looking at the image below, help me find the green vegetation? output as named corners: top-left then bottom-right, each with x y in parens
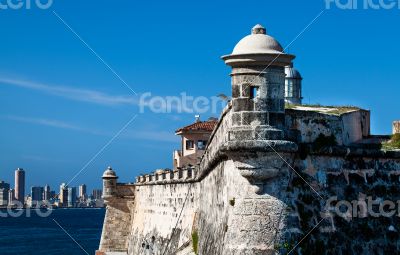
top-left (192, 230), bottom-right (199, 254)
top-left (382, 133), bottom-right (400, 150)
top-left (229, 198), bottom-right (235, 206)
top-left (313, 133), bottom-right (338, 150)
top-left (284, 103), bottom-right (299, 109)
top-left (274, 240), bottom-right (294, 252)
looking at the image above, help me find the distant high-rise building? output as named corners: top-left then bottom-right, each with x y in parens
top-left (44, 185), bottom-right (51, 201)
top-left (0, 189), bottom-right (8, 206)
top-left (67, 187), bottom-right (77, 207)
top-left (0, 181), bottom-right (10, 206)
top-left (79, 184), bottom-right (87, 198)
top-left (8, 188), bottom-right (15, 205)
top-left (31, 186), bottom-right (44, 202)
top-left (0, 181), bottom-right (10, 190)
top-left (92, 189), bottom-right (102, 200)
top-left (59, 183), bottom-right (68, 207)
top-left (15, 168), bottom-right (25, 204)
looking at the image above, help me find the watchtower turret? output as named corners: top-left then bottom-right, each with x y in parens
top-left (222, 24), bottom-right (295, 140)
top-left (102, 166), bottom-right (118, 199)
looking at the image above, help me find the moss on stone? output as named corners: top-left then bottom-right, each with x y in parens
top-left (192, 230), bottom-right (199, 254)
top-left (382, 133), bottom-right (400, 150)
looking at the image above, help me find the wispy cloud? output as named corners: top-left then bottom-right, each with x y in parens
top-left (6, 115), bottom-right (176, 143)
top-left (21, 155), bottom-right (67, 163)
top-left (0, 78), bottom-right (136, 106)
top-left (123, 130), bottom-right (177, 143)
top-left (7, 115), bottom-right (85, 131)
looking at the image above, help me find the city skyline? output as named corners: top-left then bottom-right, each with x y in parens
top-left (0, 171), bottom-right (103, 208)
top-left (0, 167), bottom-right (102, 201)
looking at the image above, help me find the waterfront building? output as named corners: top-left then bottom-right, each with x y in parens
top-left (79, 184), bottom-right (87, 198)
top-left (14, 168), bottom-right (25, 204)
top-left (0, 181), bottom-right (10, 206)
top-left (8, 188), bottom-right (15, 205)
top-left (59, 183), bottom-right (68, 207)
top-left (92, 189), bottom-right (102, 200)
top-left (0, 189), bottom-right (8, 206)
top-left (0, 181), bottom-right (10, 190)
top-left (44, 184), bottom-right (51, 201)
top-left (67, 187), bottom-right (77, 207)
top-left (31, 186), bottom-right (44, 202)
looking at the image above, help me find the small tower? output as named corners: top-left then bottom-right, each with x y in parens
top-left (285, 63), bottom-right (303, 105)
top-left (393, 121), bottom-right (400, 134)
top-left (222, 24), bottom-right (295, 140)
top-left (102, 166), bottom-right (118, 199)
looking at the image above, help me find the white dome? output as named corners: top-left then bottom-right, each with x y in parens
top-left (285, 64), bottom-right (302, 79)
top-left (102, 166), bottom-right (117, 178)
top-left (232, 24), bottom-right (284, 55)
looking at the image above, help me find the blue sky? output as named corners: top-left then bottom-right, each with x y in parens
top-left (0, 0), bottom-right (399, 192)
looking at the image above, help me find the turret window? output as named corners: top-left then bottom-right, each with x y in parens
top-left (286, 80), bottom-right (293, 97)
top-left (250, 86), bottom-right (259, 99)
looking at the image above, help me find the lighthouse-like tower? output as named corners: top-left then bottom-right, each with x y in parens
top-left (285, 63), bottom-right (303, 105)
top-left (222, 24), bottom-right (295, 140)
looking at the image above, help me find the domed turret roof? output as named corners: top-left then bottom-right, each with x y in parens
top-left (231, 24), bottom-right (284, 55)
top-left (285, 64), bottom-right (302, 79)
top-left (102, 166), bottom-right (117, 178)
top-left (222, 24), bottom-right (295, 67)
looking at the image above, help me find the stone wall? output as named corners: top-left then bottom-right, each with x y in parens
top-left (285, 109), bottom-right (370, 145)
top-left (282, 148), bottom-right (400, 254)
top-left (126, 152), bottom-right (297, 255)
top-left (127, 181), bottom-right (198, 255)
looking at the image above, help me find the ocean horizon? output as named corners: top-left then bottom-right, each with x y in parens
top-left (0, 208), bottom-right (105, 255)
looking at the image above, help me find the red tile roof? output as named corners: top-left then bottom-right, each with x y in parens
top-left (175, 120), bottom-right (218, 133)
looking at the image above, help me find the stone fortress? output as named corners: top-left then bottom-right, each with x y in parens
top-left (97, 25), bottom-right (400, 255)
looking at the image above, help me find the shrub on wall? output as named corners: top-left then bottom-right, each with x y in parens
top-left (192, 230), bottom-right (199, 254)
top-left (382, 133), bottom-right (400, 150)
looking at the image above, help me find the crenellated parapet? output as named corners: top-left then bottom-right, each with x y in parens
top-left (135, 167), bottom-right (197, 186)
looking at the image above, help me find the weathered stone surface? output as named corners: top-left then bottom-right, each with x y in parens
top-left (232, 98), bottom-right (254, 112)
